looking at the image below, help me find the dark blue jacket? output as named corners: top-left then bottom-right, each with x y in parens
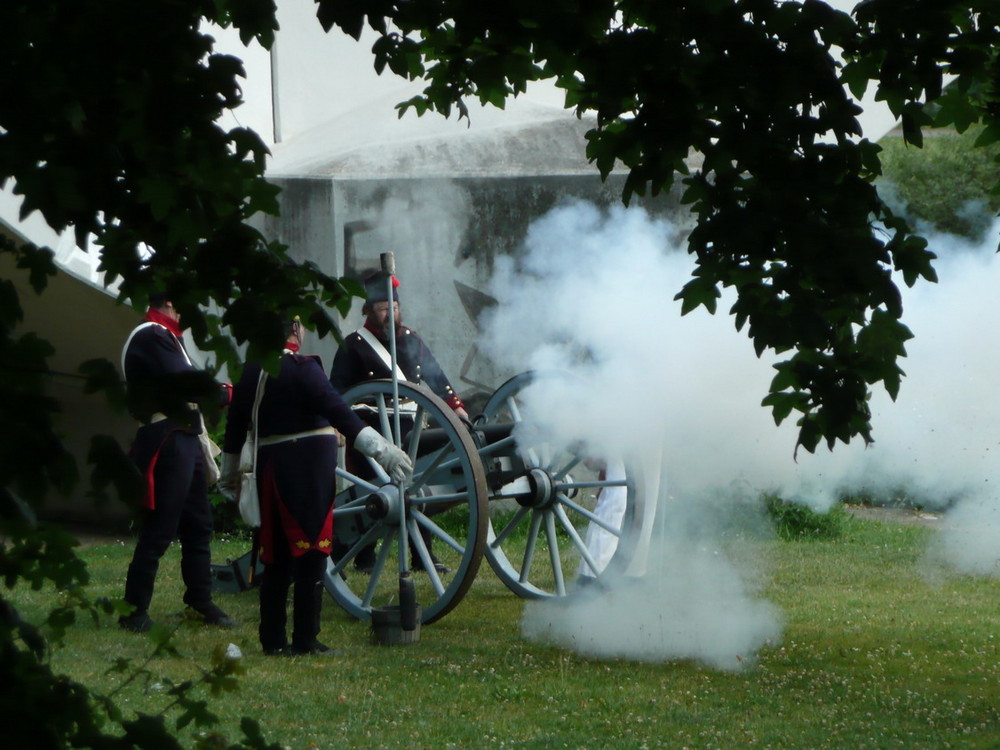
top-left (224, 353), bottom-right (366, 560)
top-left (330, 324), bottom-right (464, 410)
top-left (225, 354), bottom-right (365, 450)
top-left (123, 322), bottom-right (220, 430)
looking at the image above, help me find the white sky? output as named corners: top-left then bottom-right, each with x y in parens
top-left (2, 2), bottom-right (900, 278)
top-left (210, 0), bottom-right (898, 173)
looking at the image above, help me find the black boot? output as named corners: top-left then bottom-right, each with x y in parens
top-left (290, 557), bottom-right (332, 655)
top-left (353, 544), bottom-right (376, 574)
top-left (258, 563), bottom-right (291, 654)
top-left (119, 609), bottom-right (154, 632)
top-left (186, 601), bottom-right (237, 628)
top-left (411, 527), bottom-right (451, 574)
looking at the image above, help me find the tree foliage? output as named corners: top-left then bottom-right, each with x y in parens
top-left (880, 125), bottom-right (1000, 240)
top-left (317, 0), bottom-right (999, 453)
top-left (1, 1), bottom-right (340, 747)
top-left (1, 1), bottom-right (999, 747)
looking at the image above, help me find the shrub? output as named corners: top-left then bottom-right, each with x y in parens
top-left (878, 125), bottom-right (1000, 240)
top-left (765, 495), bottom-right (848, 541)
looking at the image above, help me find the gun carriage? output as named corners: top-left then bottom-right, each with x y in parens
top-left (324, 370), bottom-right (647, 625)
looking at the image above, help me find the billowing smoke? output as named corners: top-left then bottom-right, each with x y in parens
top-left (478, 199), bottom-right (999, 669)
top-left (891, 233), bottom-right (1000, 579)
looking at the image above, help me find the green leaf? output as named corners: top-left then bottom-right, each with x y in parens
top-left (675, 277), bottom-right (720, 316)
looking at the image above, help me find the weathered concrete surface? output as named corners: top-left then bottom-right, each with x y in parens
top-left (256, 171), bottom-right (693, 408)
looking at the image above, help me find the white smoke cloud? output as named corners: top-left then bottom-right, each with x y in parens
top-left (479, 200), bottom-right (1000, 669)
top-left (924, 488), bottom-right (1000, 578)
top-left (522, 533), bottom-right (784, 671)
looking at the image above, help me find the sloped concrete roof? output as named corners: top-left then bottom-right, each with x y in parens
top-left (266, 93), bottom-right (616, 180)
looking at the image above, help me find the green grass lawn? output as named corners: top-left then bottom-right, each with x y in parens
top-left (8, 514), bottom-right (999, 749)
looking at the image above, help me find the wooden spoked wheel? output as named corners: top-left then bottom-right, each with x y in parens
top-left (476, 371), bottom-right (643, 599)
top-left (323, 380), bottom-right (489, 624)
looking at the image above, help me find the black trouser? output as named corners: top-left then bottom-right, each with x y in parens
top-left (124, 429), bottom-right (214, 613)
top-left (258, 549), bottom-right (327, 651)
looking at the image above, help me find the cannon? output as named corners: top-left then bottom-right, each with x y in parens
top-left (323, 370), bottom-right (649, 625)
top-left (209, 258), bottom-right (654, 624)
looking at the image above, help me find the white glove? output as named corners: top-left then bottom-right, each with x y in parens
top-left (354, 426), bottom-right (413, 483)
top-left (219, 452), bottom-right (240, 496)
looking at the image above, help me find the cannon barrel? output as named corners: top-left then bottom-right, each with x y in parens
top-left (414, 421), bottom-right (514, 454)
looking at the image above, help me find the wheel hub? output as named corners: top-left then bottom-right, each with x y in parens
top-left (517, 467), bottom-right (556, 509)
top-left (364, 485), bottom-right (403, 520)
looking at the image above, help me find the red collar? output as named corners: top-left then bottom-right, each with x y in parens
top-left (146, 307), bottom-right (182, 337)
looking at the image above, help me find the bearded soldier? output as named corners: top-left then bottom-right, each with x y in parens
top-left (330, 272), bottom-right (468, 421)
top-left (330, 272), bottom-right (467, 574)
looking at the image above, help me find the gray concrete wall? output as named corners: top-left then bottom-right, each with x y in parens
top-left (263, 174), bottom-right (690, 411)
top-left (2, 168), bottom-right (690, 527)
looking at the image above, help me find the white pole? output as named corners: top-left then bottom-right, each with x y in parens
top-left (380, 253), bottom-right (402, 447)
top-left (269, 40), bottom-right (282, 144)
top-left (380, 252), bottom-right (409, 574)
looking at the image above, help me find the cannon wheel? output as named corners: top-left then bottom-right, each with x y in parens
top-left (323, 380), bottom-right (489, 624)
top-left (478, 371), bottom-right (643, 599)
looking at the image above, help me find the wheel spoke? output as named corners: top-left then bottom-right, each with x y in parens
top-left (545, 511), bottom-right (566, 596)
top-left (557, 494), bottom-right (624, 537)
top-left (362, 528), bottom-right (397, 607)
top-left (406, 405), bottom-right (427, 463)
top-left (407, 443), bottom-right (463, 495)
top-left (334, 468), bottom-right (381, 495)
top-left (551, 454), bottom-right (583, 481)
top-left (413, 509), bottom-right (464, 555)
top-left (525, 445), bottom-right (542, 468)
top-left (519, 510), bottom-right (544, 583)
top-left (364, 454), bottom-right (390, 483)
top-left (540, 444), bottom-right (557, 472)
top-left (554, 502), bottom-right (601, 577)
top-left (328, 526), bottom-right (383, 578)
top-left (491, 505), bottom-right (530, 548)
top-left (373, 393), bottom-right (388, 437)
top-left (504, 395), bottom-right (522, 424)
top-left (408, 518), bottom-right (445, 596)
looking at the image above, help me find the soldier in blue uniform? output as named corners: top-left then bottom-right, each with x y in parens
top-left (330, 272), bottom-right (468, 573)
top-left (222, 318), bottom-right (411, 655)
top-left (330, 273), bottom-right (469, 421)
top-left (119, 293), bottom-right (235, 632)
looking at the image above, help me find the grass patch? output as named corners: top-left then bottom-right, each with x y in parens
top-left (7, 517), bottom-right (999, 749)
top-left (765, 496), bottom-right (849, 541)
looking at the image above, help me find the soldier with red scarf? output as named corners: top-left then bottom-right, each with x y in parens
top-left (119, 292), bottom-right (234, 632)
top-left (222, 318), bottom-right (411, 655)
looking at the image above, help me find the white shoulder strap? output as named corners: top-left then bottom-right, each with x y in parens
top-left (120, 321), bottom-right (193, 377)
top-left (246, 369), bottom-right (268, 470)
top-left (121, 322), bottom-right (157, 377)
top-left (356, 327), bottom-right (406, 381)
